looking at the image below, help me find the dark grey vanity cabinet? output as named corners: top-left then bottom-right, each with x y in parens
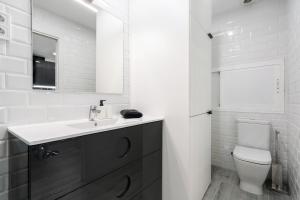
top-left (130, 180), bottom-right (162, 200)
top-left (27, 121), bottom-right (162, 200)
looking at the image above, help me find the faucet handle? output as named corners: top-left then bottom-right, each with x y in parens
top-left (99, 100), bottom-right (106, 106)
top-left (90, 105), bottom-right (97, 110)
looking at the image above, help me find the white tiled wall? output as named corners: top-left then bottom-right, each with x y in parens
top-left (286, 0), bottom-right (300, 199)
top-left (211, 0), bottom-right (289, 182)
top-left (0, 0), bottom-right (129, 197)
top-left (212, 0), bottom-right (287, 69)
top-left (33, 6), bottom-right (96, 93)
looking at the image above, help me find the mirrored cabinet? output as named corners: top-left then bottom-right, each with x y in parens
top-left (32, 0), bottom-right (124, 94)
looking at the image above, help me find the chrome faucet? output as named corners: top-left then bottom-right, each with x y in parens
top-left (89, 100), bottom-right (106, 121)
top-left (89, 105), bottom-right (100, 121)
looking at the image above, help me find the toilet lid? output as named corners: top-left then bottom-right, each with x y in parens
top-left (233, 146), bottom-right (272, 165)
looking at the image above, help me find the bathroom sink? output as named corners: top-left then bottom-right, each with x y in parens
top-left (68, 118), bottom-right (118, 129)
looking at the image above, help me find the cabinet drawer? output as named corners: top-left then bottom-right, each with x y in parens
top-left (59, 158), bottom-right (142, 200)
top-left (130, 179), bottom-right (162, 200)
top-left (29, 138), bottom-right (83, 200)
top-left (142, 122), bottom-right (162, 156)
top-left (142, 150), bottom-right (162, 188)
top-left (84, 126), bottom-right (143, 182)
top-left (59, 151), bottom-right (161, 200)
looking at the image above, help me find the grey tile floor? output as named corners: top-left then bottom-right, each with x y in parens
top-left (203, 166), bottom-right (290, 200)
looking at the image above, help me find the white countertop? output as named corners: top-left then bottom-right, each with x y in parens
top-left (8, 116), bottom-right (163, 146)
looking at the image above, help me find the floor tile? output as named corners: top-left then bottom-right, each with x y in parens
top-left (203, 166), bottom-right (290, 200)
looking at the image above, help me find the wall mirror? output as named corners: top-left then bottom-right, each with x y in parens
top-left (32, 0), bottom-right (124, 94)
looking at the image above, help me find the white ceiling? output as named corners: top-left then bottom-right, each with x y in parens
top-left (34, 0), bottom-right (96, 30)
top-left (213, 0), bottom-right (244, 16)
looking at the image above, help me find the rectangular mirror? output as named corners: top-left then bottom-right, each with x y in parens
top-left (33, 32), bottom-right (58, 90)
top-left (32, 0), bottom-right (124, 94)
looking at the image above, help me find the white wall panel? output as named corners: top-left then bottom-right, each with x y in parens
top-left (189, 115), bottom-right (211, 199)
top-left (129, 0), bottom-right (190, 199)
top-left (189, 18), bottom-right (211, 116)
top-left (220, 60), bottom-right (284, 113)
top-left (189, 7), bottom-right (212, 199)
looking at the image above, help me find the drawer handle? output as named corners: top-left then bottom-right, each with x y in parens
top-left (116, 175), bottom-right (131, 198)
top-left (35, 145), bottom-right (60, 160)
top-left (119, 137), bottom-right (131, 158)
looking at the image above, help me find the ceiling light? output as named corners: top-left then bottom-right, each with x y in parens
top-left (227, 31), bottom-right (234, 36)
top-left (91, 0), bottom-right (110, 10)
top-left (73, 0), bottom-right (98, 13)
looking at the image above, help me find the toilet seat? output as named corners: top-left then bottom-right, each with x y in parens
top-left (233, 146), bottom-right (271, 165)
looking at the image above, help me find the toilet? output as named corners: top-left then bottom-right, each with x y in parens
top-left (233, 119), bottom-right (272, 195)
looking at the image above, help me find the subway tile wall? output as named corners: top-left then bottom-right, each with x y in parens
top-left (0, 0), bottom-right (129, 198)
top-left (212, 0), bottom-right (287, 69)
top-left (211, 0), bottom-right (289, 182)
top-left (286, 0), bottom-right (300, 199)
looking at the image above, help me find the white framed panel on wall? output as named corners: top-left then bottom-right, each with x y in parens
top-left (219, 59), bottom-right (284, 113)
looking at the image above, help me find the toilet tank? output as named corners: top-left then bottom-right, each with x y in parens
top-left (237, 119), bottom-right (271, 150)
